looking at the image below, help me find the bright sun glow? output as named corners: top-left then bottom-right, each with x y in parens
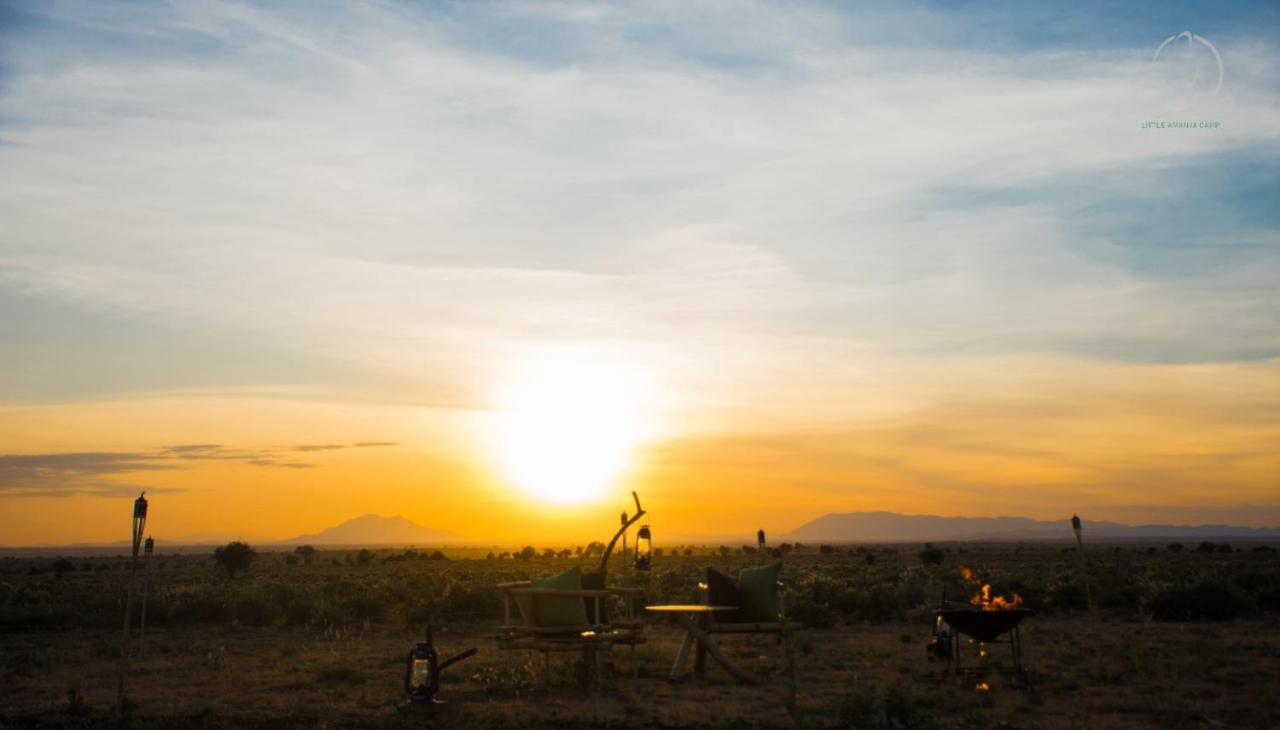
top-left (494, 352), bottom-right (650, 504)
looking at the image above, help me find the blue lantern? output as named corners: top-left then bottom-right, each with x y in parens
top-left (404, 626), bottom-right (477, 705)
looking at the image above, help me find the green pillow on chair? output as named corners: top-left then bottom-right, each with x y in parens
top-left (736, 561), bottom-right (782, 622)
top-left (531, 566), bottom-right (590, 628)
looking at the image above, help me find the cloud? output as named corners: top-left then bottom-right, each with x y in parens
top-left (292, 442), bottom-right (399, 451)
top-left (0, 451), bottom-right (182, 497)
top-left (0, 441), bottom-right (402, 496)
top-left (2, 0), bottom-right (1277, 415)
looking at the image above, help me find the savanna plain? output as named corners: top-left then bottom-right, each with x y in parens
top-left (2, 542), bottom-right (1278, 729)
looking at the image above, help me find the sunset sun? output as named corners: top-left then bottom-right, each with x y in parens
top-left (493, 352), bottom-right (650, 504)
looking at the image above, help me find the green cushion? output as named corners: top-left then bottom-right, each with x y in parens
top-left (736, 561), bottom-right (782, 622)
top-left (531, 566), bottom-right (590, 628)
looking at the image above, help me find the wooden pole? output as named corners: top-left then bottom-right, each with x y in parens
top-left (1072, 514), bottom-right (1093, 611)
top-left (115, 493), bottom-right (147, 716)
top-left (140, 537), bottom-right (154, 641)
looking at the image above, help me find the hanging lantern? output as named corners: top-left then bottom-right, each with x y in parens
top-left (404, 626), bottom-right (477, 705)
top-left (634, 525), bottom-right (652, 571)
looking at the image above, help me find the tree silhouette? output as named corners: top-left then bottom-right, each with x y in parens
top-left (294, 545), bottom-right (317, 564)
top-left (53, 558), bottom-right (74, 579)
top-left (213, 541), bottom-right (257, 578)
top-left (919, 543), bottom-right (944, 565)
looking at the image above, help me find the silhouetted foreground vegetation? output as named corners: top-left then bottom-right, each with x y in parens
top-left (3, 541), bottom-right (1276, 632)
top-left (2, 542), bottom-right (1278, 727)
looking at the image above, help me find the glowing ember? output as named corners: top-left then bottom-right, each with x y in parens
top-left (960, 567), bottom-right (1023, 611)
top-left (976, 682), bottom-right (990, 692)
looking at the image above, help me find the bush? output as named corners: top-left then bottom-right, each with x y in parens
top-left (230, 590), bottom-right (279, 627)
top-left (788, 598), bottom-right (837, 628)
top-left (1150, 580), bottom-right (1249, 621)
top-left (53, 559), bottom-right (74, 580)
top-left (1047, 581), bottom-right (1089, 613)
top-left (213, 542), bottom-right (257, 579)
top-left (919, 544), bottom-right (944, 566)
top-left (835, 683), bottom-right (942, 730)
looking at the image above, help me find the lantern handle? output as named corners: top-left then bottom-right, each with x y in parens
top-left (437, 647), bottom-right (478, 673)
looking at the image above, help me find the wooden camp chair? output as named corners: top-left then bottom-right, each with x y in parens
top-left (494, 492), bottom-right (650, 682)
top-left (495, 581), bottom-right (637, 687)
top-left (697, 560), bottom-right (803, 685)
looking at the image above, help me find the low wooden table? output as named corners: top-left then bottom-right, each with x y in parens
top-left (645, 605), bottom-right (750, 682)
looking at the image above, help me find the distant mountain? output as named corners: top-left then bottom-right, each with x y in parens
top-left (283, 514), bottom-right (461, 545)
top-left (784, 511), bottom-right (1280, 542)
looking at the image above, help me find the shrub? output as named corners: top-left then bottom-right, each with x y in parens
top-left (213, 542), bottom-right (257, 579)
top-left (230, 590), bottom-right (279, 627)
top-left (53, 558), bottom-right (74, 580)
top-left (835, 683), bottom-right (942, 730)
top-left (788, 598), bottom-right (837, 628)
top-left (1047, 581), bottom-right (1089, 613)
top-left (919, 544), bottom-right (944, 566)
top-left (1150, 580), bottom-right (1249, 621)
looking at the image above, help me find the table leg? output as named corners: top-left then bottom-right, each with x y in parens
top-left (694, 613), bottom-right (708, 675)
top-left (683, 620), bottom-right (750, 683)
top-left (669, 629), bottom-right (694, 681)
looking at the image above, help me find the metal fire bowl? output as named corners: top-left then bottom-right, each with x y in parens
top-left (936, 608), bottom-right (1033, 643)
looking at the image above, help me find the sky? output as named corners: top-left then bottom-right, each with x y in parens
top-left (1, 0), bottom-right (1278, 545)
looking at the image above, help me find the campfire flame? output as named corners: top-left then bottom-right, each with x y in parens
top-left (960, 567), bottom-right (1023, 611)
top-left (976, 682), bottom-right (990, 692)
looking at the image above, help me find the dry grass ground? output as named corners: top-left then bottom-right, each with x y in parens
top-left (3, 614), bottom-right (1278, 728)
top-left (3, 544), bottom-right (1278, 727)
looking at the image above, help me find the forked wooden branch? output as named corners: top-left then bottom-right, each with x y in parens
top-left (597, 491), bottom-right (645, 578)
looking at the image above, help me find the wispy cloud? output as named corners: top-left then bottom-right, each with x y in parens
top-left (2, 1), bottom-right (1276, 411)
top-left (0, 441), bottom-right (399, 496)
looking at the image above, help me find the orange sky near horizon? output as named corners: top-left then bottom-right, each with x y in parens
top-left (2, 354), bottom-right (1276, 546)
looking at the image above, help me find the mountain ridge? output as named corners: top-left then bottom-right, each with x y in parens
top-left (282, 513), bottom-right (461, 545)
top-left (783, 510), bottom-right (1280, 542)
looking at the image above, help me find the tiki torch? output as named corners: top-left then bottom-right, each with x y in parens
top-left (140, 536), bottom-right (154, 640)
top-left (1072, 514), bottom-right (1093, 610)
top-left (116, 492), bottom-right (147, 715)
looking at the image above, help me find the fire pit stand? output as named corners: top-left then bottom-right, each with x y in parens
top-left (933, 608), bottom-right (1032, 679)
